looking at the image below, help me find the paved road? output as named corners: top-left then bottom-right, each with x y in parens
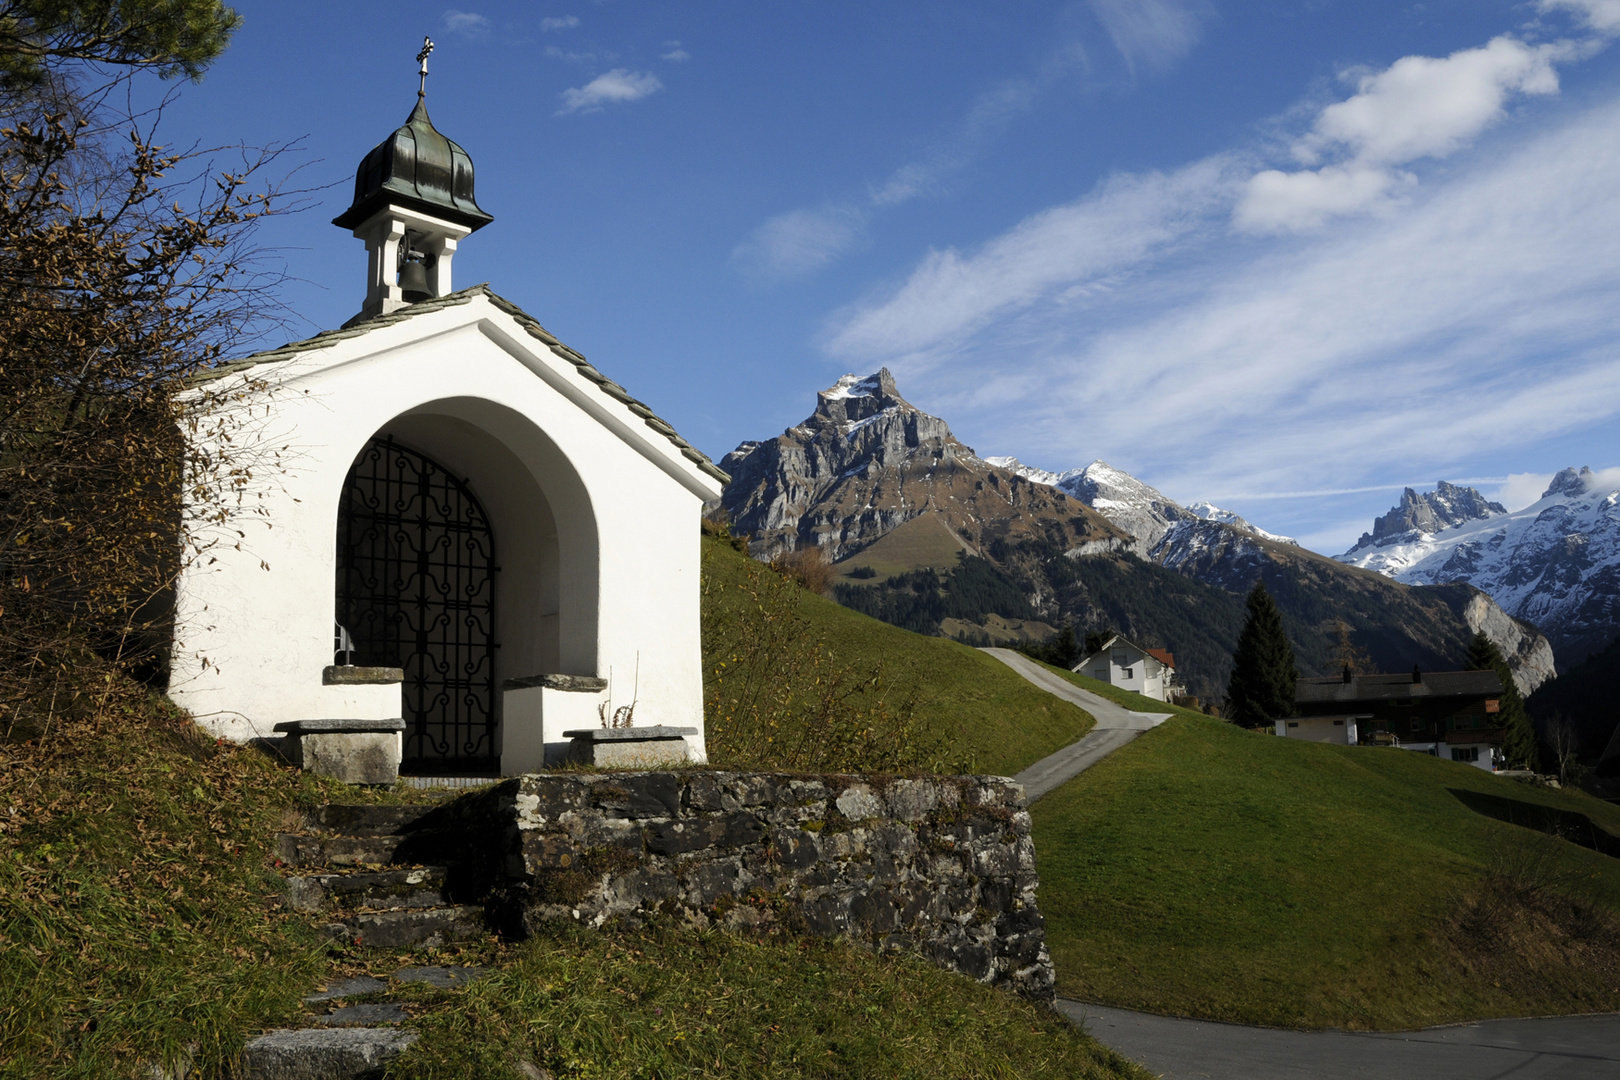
top-left (980, 648), bottom-right (1170, 802)
top-left (1059, 1000), bottom-right (1620, 1080)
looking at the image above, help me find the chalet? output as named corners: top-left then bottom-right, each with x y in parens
top-left (1289, 667), bottom-right (1504, 771)
top-left (1071, 635), bottom-right (1180, 702)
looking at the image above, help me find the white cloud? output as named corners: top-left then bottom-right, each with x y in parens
top-left (661, 41), bottom-right (690, 62)
top-left (555, 69), bottom-right (663, 115)
top-left (733, 206), bottom-right (867, 278)
top-left (823, 93), bottom-right (1620, 517)
top-left (1236, 36), bottom-right (1572, 232)
top-left (1541, 0), bottom-right (1620, 34)
top-left (1087, 0), bottom-right (1212, 75)
top-left (1493, 472), bottom-right (1558, 509)
top-left (443, 9), bottom-right (490, 36)
top-left (1235, 165), bottom-right (1407, 232)
top-left (541, 15), bottom-right (579, 31)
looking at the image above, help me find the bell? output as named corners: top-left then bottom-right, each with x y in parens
top-left (398, 257), bottom-right (432, 302)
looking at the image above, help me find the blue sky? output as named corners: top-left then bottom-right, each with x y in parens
top-left (150, 1), bottom-right (1620, 553)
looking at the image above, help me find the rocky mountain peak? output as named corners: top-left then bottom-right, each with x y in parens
top-left (1544, 466), bottom-right (1597, 500)
top-left (815, 369), bottom-right (907, 425)
top-left (1355, 481), bottom-right (1507, 549)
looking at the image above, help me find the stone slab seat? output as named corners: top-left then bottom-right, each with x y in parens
top-left (561, 725), bottom-right (700, 767)
top-left (274, 718), bottom-right (406, 786)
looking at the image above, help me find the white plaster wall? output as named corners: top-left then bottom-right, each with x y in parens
top-left (169, 296), bottom-right (721, 769)
top-left (1278, 717), bottom-right (1352, 745)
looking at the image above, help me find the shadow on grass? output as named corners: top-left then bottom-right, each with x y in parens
top-left (1449, 788), bottom-right (1620, 859)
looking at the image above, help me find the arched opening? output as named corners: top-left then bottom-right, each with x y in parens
top-left (336, 436), bottom-right (499, 774)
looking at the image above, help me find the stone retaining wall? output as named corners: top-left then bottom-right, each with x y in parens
top-left (459, 771), bottom-right (1054, 999)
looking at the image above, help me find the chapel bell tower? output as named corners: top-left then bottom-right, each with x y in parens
top-left (333, 37), bottom-right (493, 325)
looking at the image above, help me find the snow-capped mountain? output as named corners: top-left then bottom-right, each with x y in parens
top-left (1339, 468), bottom-right (1620, 665)
top-left (987, 457), bottom-right (1297, 549)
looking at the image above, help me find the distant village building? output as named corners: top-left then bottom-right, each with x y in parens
top-left (1071, 635), bottom-right (1180, 702)
top-left (1289, 668), bottom-right (1504, 771)
top-left (167, 48), bottom-right (725, 778)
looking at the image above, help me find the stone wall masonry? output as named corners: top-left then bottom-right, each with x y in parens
top-left (457, 770), bottom-right (1055, 1000)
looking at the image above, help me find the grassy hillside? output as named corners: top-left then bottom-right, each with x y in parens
top-left (1032, 716), bottom-right (1620, 1029)
top-left (702, 533), bottom-right (1094, 777)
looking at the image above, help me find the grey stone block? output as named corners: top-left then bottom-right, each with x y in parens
top-left (302, 976), bottom-right (387, 1004)
top-left (238, 1027), bottom-right (416, 1079)
top-left (312, 1003), bottom-right (410, 1027)
top-left (321, 666), bottom-right (404, 686)
top-left (391, 965), bottom-right (491, 989)
top-left (560, 726), bottom-right (696, 767)
top-left (273, 720), bottom-right (405, 786)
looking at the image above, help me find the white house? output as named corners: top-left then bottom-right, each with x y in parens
top-left (166, 63), bottom-right (725, 778)
top-left (1071, 635), bottom-right (1179, 702)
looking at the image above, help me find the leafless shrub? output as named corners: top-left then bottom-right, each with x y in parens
top-left (0, 80), bottom-right (306, 739)
top-left (769, 544), bottom-right (833, 596)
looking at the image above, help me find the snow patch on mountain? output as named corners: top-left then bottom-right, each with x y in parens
top-left (1187, 502), bottom-right (1297, 545)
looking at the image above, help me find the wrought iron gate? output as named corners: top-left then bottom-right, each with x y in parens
top-left (336, 437), bottom-right (498, 774)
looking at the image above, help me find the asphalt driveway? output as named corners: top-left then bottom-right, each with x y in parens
top-left (1060, 1000), bottom-right (1620, 1080)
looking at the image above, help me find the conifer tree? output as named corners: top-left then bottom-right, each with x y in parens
top-left (1225, 581), bottom-right (1297, 724)
top-left (1466, 631), bottom-right (1538, 771)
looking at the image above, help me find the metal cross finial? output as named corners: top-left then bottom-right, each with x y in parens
top-left (417, 36), bottom-right (434, 97)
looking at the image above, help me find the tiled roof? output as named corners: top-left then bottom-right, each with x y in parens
top-left (1296, 670), bottom-right (1502, 704)
top-left (196, 285), bottom-right (729, 485)
top-left (1146, 648), bottom-right (1175, 668)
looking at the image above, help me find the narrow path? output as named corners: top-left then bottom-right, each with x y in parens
top-left (979, 648), bottom-right (1171, 803)
top-left (1059, 1000), bottom-right (1620, 1080)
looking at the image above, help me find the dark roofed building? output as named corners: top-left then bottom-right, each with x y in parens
top-left (1291, 668), bottom-right (1504, 771)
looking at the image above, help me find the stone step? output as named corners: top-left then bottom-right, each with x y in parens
top-left (276, 830), bottom-right (461, 868)
top-left (322, 905), bottom-right (485, 949)
top-left (286, 867), bottom-right (451, 913)
top-left (303, 803), bottom-right (443, 837)
top-left (239, 1027), bottom-right (417, 1080)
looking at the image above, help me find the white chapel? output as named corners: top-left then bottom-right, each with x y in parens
top-left (166, 45), bottom-right (725, 777)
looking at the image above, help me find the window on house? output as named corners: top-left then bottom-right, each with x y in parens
top-left (1454, 747), bottom-right (1480, 763)
top-left (1112, 650), bottom-right (1129, 665)
top-left (1288, 722), bottom-right (1300, 728)
top-left (1122, 667), bottom-right (1134, 679)
top-left (1332, 720), bottom-right (1344, 726)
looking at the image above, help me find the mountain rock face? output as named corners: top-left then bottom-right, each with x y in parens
top-left (1353, 481), bottom-right (1507, 550)
top-left (718, 371), bottom-right (1129, 561)
top-left (1338, 469), bottom-right (1620, 667)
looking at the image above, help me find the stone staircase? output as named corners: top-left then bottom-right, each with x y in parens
top-left (279, 803), bottom-right (487, 949)
top-left (235, 802), bottom-right (497, 1079)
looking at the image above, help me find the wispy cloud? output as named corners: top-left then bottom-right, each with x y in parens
top-left (661, 40), bottom-right (690, 62)
top-left (541, 15), bottom-right (579, 31)
top-left (555, 68), bottom-right (663, 115)
top-left (443, 9), bottom-right (490, 37)
top-left (732, 206), bottom-right (867, 278)
top-left (1087, 0), bottom-right (1213, 76)
top-left (869, 79), bottom-right (1040, 207)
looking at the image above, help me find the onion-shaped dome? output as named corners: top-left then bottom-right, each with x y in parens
top-left (332, 97), bottom-right (493, 232)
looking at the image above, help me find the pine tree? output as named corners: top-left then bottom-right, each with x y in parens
top-left (1465, 632), bottom-right (1539, 771)
top-left (1225, 581), bottom-right (1297, 725)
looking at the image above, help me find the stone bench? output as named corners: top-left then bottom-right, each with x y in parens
top-left (274, 718), bottom-right (406, 785)
top-left (561, 725), bottom-right (699, 768)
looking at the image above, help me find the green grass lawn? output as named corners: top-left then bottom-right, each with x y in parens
top-left (387, 925), bottom-right (1150, 1080)
top-left (703, 534), bottom-right (1094, 777)
top-left (1032, 715), bottom-right (1620, 1029)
